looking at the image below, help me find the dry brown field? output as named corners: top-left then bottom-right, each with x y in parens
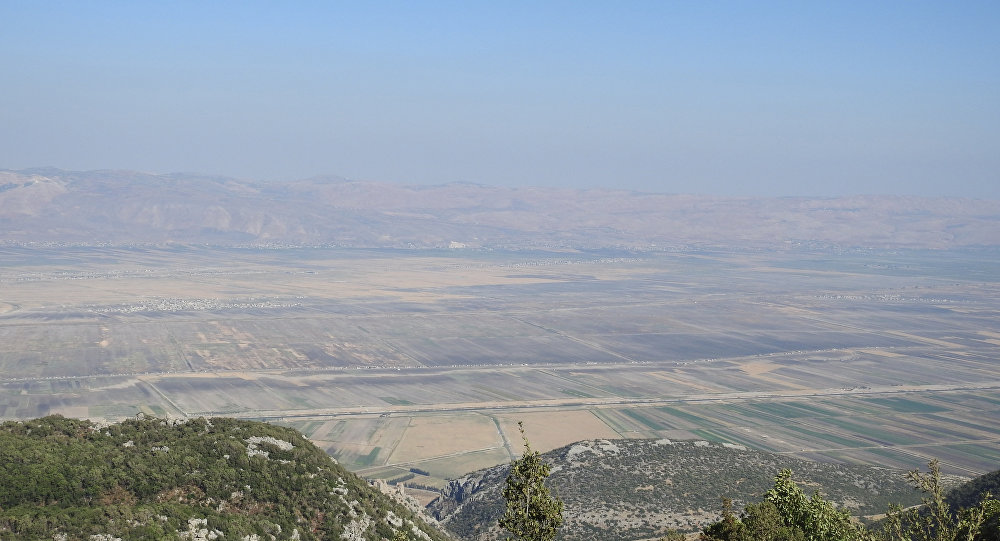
top-left (1, 246), bottom-right (999, 489)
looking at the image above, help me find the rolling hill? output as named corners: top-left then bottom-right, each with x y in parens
top-left (428, 438), bottom-right (968, 541)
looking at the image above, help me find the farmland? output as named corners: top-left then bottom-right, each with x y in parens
top-left (1, 245), bottom-right (998, 494)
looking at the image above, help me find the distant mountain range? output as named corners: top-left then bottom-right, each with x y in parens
top-left (2, 168), bottom-right (998, 250)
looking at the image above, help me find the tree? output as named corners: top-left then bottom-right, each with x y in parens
top-left (499, 422), bottom-right (564, 541)
top-left (700, 470), bottom-right (872, 541)
top-left (880, 459), bottom-right (1000, 541)
top-left (762, 469), bottom-right (871, 541)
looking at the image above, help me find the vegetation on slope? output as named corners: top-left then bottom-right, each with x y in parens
top-left (945, 468), bottom-right (1000, 540)
top-left (701, 460), bottom-right (1000, 541)
top-left (430, 439), bottom-right (935, 540)
top-left (701, 469), bottom-right (872, 541)
top-left (0, 415), bottom-right (449, 540)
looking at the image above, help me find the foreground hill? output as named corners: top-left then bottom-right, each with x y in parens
top-left (945, 469), bottom-right (1000, 541)
top-left (429, 438), bottom-right (964, 541)
top-left (0, 415), bottom-right (449, 540)
top-left (948, 469), bottom-right (1000, 511)
top-left (2, 168), bottom-right (999, 249)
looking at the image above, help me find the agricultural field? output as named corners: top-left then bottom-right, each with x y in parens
top-left (1, 245), bottom-right (998, 493)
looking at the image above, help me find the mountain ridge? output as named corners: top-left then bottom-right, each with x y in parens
top-left (2, 168), bottom-right (998, 250)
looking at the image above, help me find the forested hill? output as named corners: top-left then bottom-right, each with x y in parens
top-left (0, 415), bottom-right (450, 540)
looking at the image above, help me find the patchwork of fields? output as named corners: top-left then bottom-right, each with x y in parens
top-left (1, 246), bottom-right (998, 494)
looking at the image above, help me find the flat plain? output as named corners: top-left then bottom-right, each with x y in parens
top-left (1, 245), bottom-right (998, 496)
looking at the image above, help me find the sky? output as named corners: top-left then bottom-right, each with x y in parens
top-left (1, 1), bottom-right (998, 198)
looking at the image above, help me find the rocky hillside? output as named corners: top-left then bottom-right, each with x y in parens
top-left (2, 168), bottom-right (999, 249)
top-left (0, 415), bottom-right (450, 541)
top-left (429, 438), bottom-right (965, 541)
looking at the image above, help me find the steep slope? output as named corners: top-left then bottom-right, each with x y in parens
top-left (429, 438), bottom-right (964, 541)
top-left (2, 168), bottom-right (1000, 249)
top-left (0, 415), bottom-right (449, 541)
top-left (945, 469), bottom-right (1000, 541)
top-left (946, 469), bottom-right (1000, 511)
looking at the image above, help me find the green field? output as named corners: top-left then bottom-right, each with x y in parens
top-left (1, 245), bottom-right (998, 492)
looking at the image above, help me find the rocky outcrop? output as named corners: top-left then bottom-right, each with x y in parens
top-left (431, 466), bottom-right (508, 522)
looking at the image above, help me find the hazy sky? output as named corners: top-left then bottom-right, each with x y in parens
top-left (2, 2), bottom-right (998, 197)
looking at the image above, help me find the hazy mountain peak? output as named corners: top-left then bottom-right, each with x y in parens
top-left (1, 167), bottom-right (998, 250)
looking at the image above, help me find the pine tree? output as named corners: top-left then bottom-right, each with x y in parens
top-left (499, 422), bottom-right (564, 541)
